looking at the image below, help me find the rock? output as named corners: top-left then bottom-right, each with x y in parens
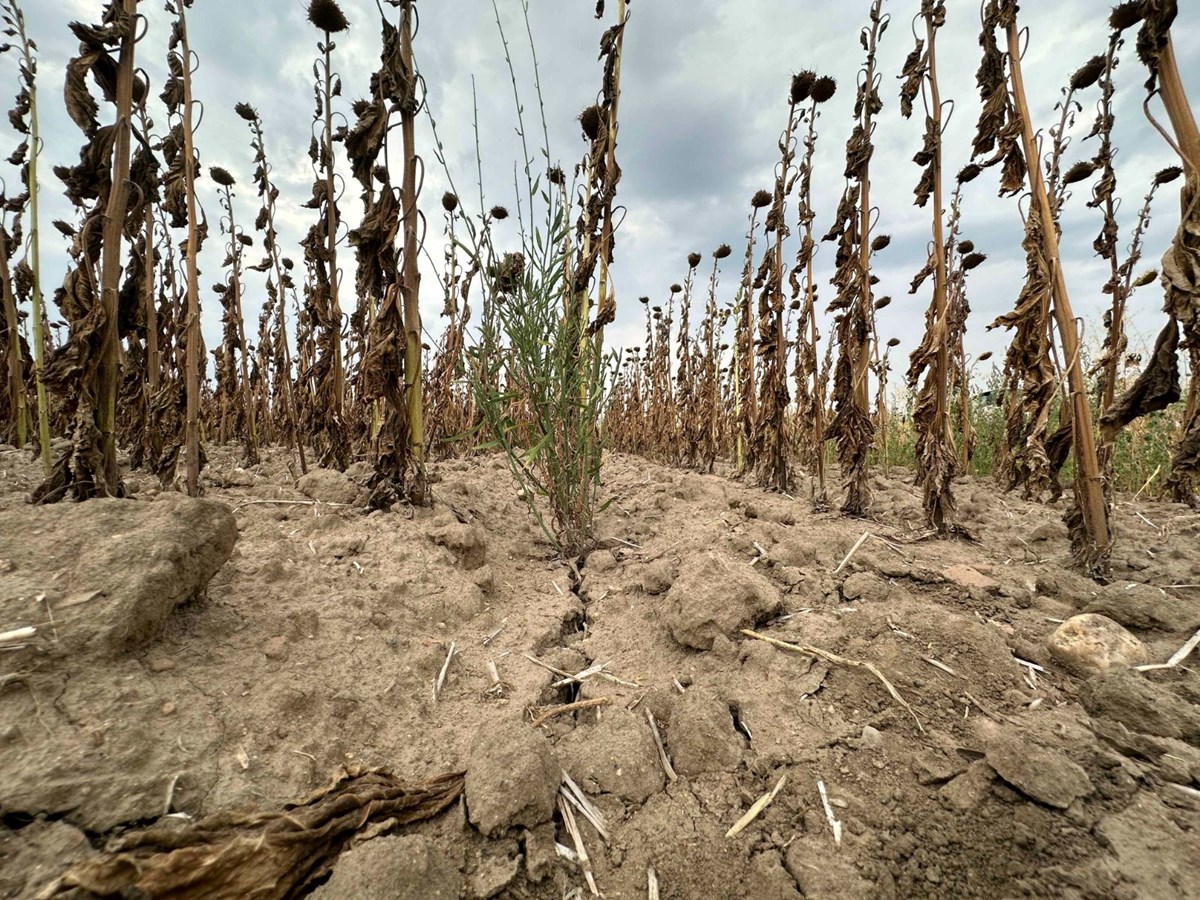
top-left (311, 835), bottom-right (460, 900)
top-left (147, 656), bottom-right (176, 672)
top-left (841, 572), bottom-right (890, 602)
top-left (262, 636), bottom-right (288, 660)
top-left (641, 558), bottom-right (678, 595)
top-left (466, 718), bottom-right (560, 836)
top-left (985, 730), bottom-right (1091, 809)
top-left (297, 468), bottom-right (362, 506)
top-left (913, 751), bottom-right (968, 786)
top-left (662, 553), bottom-right (782, 650)
top-left (557, 708), bottom-right (664, 803)
top-left (1084, 583), bottom-right (1200, 634)
top-left (859, 725), bottom-right (884, 750)
top-left (667, 691), bottom-right (743, 777)
top-left (428, 523), bottom-right (487, 570)
top-left (586, 549), bottom-right (617, 573)
top-left (1047, 614), bottom-right (1148, 677)
top-left (0, 494), bottom-right (236, 662)
top-left (944, 564), bottom-right (1000, 594)
top-left (1080, 667), bottom-right (1200, 744)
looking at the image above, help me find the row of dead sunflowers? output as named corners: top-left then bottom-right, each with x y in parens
top-left (0, 0), bottom-right (1197, 578)
top-left (613, 0), bottom-right (1200, 580)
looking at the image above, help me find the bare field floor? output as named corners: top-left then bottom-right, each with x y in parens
top-left (1, 444), bottom-right (1199, 898)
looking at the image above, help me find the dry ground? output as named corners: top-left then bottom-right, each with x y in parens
top-left (1, 444), bottom-right (1198, 898)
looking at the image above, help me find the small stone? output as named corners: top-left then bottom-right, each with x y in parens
top-left (859, 725), bottom-right (884, 750)
top-left (1047, 614), bottom-right (1147, 677)
top-left (147, 656), bottom-right (176, 673)
top-left (522, 823), bottom-right (557, 883)
top-left (161, 702), bottom-right (176, 716)
top-left (944, 564), bottom-right (1000, 594)
top-left (262, 636), bottom-right (289, 660)
top-left (985, 730), bottom-right (1092, 809)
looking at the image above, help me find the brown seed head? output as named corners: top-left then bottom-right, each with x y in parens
top-left (307, 0), bottom-right (349, 33)
top-left (579, 104), bottom-right (603, 141)
top-left (638, 296), bottom-right (649, 304)
top-left (874, 296), bottom-right (892, 310)
top-left (442, 192), bottom-right (459, 213)
top-left (962, 252), bottom-right (987, 271)
top-left (714, 243), bottom-right (732, 260)
top-left (790, 300), bottom-right (801, 310)
top-left (688, 252), bottom-right (702, 268)
top-left (234, 102), bottom-right (257, 122)
top-left (1070, 55), bottom-right (1107, 91)
top-left (1134, 269), bottom-right (1158, 287)
top-left (887, 337), bottom-right (901, 348)
top-left (811, 76), bottom-right (837, 103)
top-left (958, 240), bottom-right (975, 254)
top-left (871, 234), bottom-right (891, 253)
top-left (791, 70), bottom-right (816, 105)
top-left (548, 165), bottom-right (565, 186)
top-left (490, 205), bottom-right (509, 221)
top-left (977, 351), bottom-right (994, 362)
top-left (670, 283), bottom-right (683, 294)
top-left (1154, 166), bottom-right (1183, 185)
top-left (1063, 160), bottom-right (1099, 185)
top-left (751, 189), bottom-right (772, 209)
top-left (1109, 1), bottom-right (1144, 31)
top-left (957, 163), bottom-right (983, 184)
top-left (209, 166), bottom-right (235, 187)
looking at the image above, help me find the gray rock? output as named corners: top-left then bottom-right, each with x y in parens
top-left (985, 730), bottom-right (1092, 809)
top-left (662, 552), bottom-right (782, 650)
top-left (1047, 614), bottom-right (1148, 677)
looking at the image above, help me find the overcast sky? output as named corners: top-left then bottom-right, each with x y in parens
top-left (10, 0), bottom-right (1200, 396)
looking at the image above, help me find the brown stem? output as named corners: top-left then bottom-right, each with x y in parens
top-left (1006, 19), bottom-right (1111, 572)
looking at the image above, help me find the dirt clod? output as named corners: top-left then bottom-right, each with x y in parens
top-left (662, 552), bottom-right (781, 649)
top-left (985, 730), bottom-right (1092, 809)
top-left (667, 690), bottom-right (743, 776)
top-left (312, 834), bottom-right (461, 900)
top-left (466, 718), bottom-right (561, 836)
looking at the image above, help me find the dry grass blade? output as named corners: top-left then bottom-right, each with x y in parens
top-left (741, 629), bottom-right (924, 732)
top-left (558, 794), bottom-right (599, 896)
top-left (817, 780), bottom-right (842, 847)
top-left (644, 707), bottom-right (677, 783)
top-left (561, 772), bottom-right (610, 842)
top-left (529, 696), bottom-right (610, 728)
top-left (725, 774), bottom-right (787, 838)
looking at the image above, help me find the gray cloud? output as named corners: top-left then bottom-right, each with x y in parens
top-left (8, 0), bottom-right (1199, 398)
